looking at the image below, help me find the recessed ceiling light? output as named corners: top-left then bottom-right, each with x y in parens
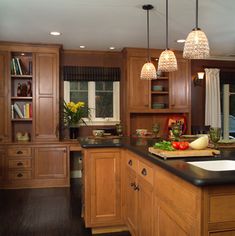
top-left (176, 39), bottom-right (185, 43)
top-left (109, 46), bottom-right (115, 50)
top-left (21, 53), bottom-right (25, 56)
top-left (50, 31), bottom-right (61, 36)
top-left (79, 45), bottom-right (86, 49)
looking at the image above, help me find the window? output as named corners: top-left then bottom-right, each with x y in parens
top-left (64, 81), bottom-right (120, 125)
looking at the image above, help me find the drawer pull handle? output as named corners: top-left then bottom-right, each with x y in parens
top-left (17, 162), bottom-right (23, 166)
top-left (134, 185), bottom-right (140, 191)
top-left (128, 160), bottom-right (132, 166)
top-left (17, 173), bottom-right (23, 178)
top-left (16, 150), bottom-right (23, 155)
top-left (141, 168), bottom-right (147, 176)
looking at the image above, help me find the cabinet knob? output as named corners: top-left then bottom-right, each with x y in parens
top-left (16, 150), bottom-right (23, 155)
top-left (17, 173), bottom-right (23, 178)
top-left (141, 168), bottom-right (147, 176)
top-left (130, 182), bottom-right (135, 188)
top-left (17, 162), bottom-right (23, 166)
top-left (128, 159), bottom-right (132, 166)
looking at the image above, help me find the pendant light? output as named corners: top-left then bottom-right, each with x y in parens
top-left (158, 0), bottom-right (177, 72)
top-left (183, 0), bottom-right (209, 59)
top-left (140, 4), bottom-right (157, 80)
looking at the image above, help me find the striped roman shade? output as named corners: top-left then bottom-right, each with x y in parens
top-left (63, 66), bottom-right (121, 81)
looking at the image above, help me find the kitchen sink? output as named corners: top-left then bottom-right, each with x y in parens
top-left (187, 160), bottom-right (235, 171)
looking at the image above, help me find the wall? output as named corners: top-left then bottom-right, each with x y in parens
top-left (61, 50), bottom-right (123, 137)
top-left (191, 59), bottom-right (235, 127)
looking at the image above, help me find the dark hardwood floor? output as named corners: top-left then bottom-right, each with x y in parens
top-left (0, 179), bottom-right (131, 236)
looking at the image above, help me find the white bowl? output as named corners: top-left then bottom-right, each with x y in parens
top-left (92, 129), bottom-right (104, 137)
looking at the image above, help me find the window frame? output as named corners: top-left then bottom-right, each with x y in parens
top-left (64, 81), bottom-right (120, 125)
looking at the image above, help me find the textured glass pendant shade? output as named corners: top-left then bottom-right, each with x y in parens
top-left (183, 28), bottom-right (209, 59)
top-left (140, 62), bottom-right (157, 80)
top-left (158, 49), bottom-right (178, 72)
top-left (158, 0), bottom-right (177, 72)
top-left (140, 5), bottom-right (156, 80)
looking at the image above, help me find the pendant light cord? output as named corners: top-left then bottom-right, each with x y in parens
top-left (147, 9), bottom-right (150, 61)
top-left (166, 0), bottom-right (168, 49)
top-left (196, 0), bottom-right (198, 29)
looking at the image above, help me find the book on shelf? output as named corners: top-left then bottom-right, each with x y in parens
top-left (13, 103), bottom-right (24, 118)
top-left (11, 57), bottom-right (24, 75)
top-left (12, 103), bottom-right (32, 119)
top-left (15, 58), bottom-right (23, 75)
top-left (23, 103), bottom-right (31, 118)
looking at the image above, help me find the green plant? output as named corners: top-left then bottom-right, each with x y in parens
top-left (63, 100), bottom-right (90, 127)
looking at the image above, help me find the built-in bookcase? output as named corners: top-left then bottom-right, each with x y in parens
top-left (10, 52), bottom-right (33, 141)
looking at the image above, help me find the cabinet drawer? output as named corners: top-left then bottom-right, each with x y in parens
top-left (126, 153), bottom-right (138, 172)
top-left (8, 147), bottom-right (31, 157)
top-left (209, 194), bottom-right (235, 223)
top-left (8, 171), bottom-right (32, 180)
top-left (138, 161), bottom-right (153, 185)
top-left (8, 159), bottom-right (31, 169)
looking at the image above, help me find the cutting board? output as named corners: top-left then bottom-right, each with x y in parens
top-left (148, 147), bottom-right (220, 160)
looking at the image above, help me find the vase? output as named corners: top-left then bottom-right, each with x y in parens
top-left (69, 127), bottom-right (79, 139)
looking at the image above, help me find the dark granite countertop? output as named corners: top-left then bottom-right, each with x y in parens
top-left (79, 137), bottom-right (235, 187)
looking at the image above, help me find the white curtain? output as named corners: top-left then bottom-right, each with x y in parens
top-left (205, 68), bottom-right (221, 127)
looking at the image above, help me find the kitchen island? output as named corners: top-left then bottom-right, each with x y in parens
top-left (80, 137), bottom-right (235, 236)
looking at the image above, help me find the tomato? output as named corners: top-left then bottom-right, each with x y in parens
top-left (179, 142), bottom-right (189, 150)
top-left (172, 141), bottom-right (180, 149)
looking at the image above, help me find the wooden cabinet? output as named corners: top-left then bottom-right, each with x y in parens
top-left (169, 58), bottom-right (191, 110)
top-left (122, 48), bottom-right (191, 136)
top-left (83, 148), bottom-right (123, 228)
top-left (6, 146), bottom-right (33, 184)
top-left (0, 42), bottom-right (60, 142)
top-left (153, 165), bottom-right (202, 236)
top-left (34, 146), bottom-right (68, 179)
top-left (128, 57), bottom-right (150, 110)
top-left (34, 53), bottom-right (59, 141)
top-left (0, 51), bottom-right (10, 142)
top-left (124, 150), bottom-right (154, 236)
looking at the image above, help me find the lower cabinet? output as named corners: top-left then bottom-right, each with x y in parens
top-left (1, 144), bottom-right (69, 188)
top-left (83, 148), bottom-right (123, 228)
top-left (124, 150), bottom-right (154, 236)
top-left (34, 146), bottom-right (67, 179)
top-left (153, 165), bottom-right (202, 236)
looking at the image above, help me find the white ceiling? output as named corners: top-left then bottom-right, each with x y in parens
top-left (0, 0), bottom-right (235, 58)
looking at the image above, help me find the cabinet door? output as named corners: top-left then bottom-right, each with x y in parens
top-left (34, 53), bottom-right (59, 141)
top-left (169, 58), bottom-right (191, 110)
top-left (125, 167), bottom-right (138, 236)
top-left (34, 147), bottom-right (68, 179)
top-left (129, 57), bottom-right (150, 110)
top-left (155, 198), bottom-right (188, 236)
top-left (0, 51), bottom-right (9, 142)
top-left (138, 178), bottom-right (154, 236)
top-left (85, 149), bottom-right (122, 227)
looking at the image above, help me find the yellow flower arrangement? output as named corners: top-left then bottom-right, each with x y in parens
top-left (64, 100), bottom-right (90, 126)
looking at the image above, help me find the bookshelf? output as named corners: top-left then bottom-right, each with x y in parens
top-left (11, 52), bottom-right (33, 141)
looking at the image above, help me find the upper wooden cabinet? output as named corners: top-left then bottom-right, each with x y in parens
top-left (128, 56), bottom-right (150, 110)
top-left (122, 48), bottom-right (191, 136)
top-left (34, 53), bottom-right (59, 141)
top-left (169, 58), bottom-right (191, 110)
top-left (0, 42), bottom-right (61, 142)
top-left (0, 51), bottom-right (10, 142)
